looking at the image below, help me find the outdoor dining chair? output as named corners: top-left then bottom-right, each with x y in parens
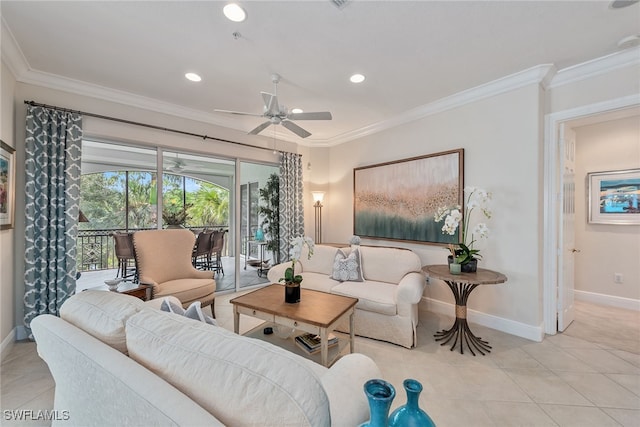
top-left (113, 232), bottom-right (137, 282)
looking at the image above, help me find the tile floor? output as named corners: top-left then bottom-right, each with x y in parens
top-left (1, 297), bottom-right (638, 426)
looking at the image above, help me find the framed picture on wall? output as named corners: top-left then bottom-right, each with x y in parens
top-left (0, 140), bottom-right (16, 230)
top-left (588, 168), bottom-right (640, 225)
top-left (353, 149), bottom-right (464, 245)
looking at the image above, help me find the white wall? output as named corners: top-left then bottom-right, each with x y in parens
top-left (574, 115), bottom-right (640, 301)
top-left (323, 84), bottom-right (544, 333)
top-left (1, 60), bottom-right (16, 350)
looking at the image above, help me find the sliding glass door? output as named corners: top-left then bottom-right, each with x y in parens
top-left (78, 140), bottom-right (278, 295)
top-left (238, 162), bottom-right (279, 290)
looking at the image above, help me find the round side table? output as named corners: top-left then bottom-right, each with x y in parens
top-left (423, 265), bottom-right (507, 356)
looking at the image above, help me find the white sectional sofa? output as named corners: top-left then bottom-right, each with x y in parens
top-left (268, 244), bottom-right (426, 348)
top-left (32, 291), bottom-right (381, 426)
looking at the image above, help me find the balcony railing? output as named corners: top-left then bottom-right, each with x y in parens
top-left (77, 226), bottom-right (227, 272)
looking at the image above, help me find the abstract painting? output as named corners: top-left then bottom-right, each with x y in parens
top-left (353, 149), bottom-right (464, 244)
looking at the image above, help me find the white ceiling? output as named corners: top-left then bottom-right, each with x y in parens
top-left (2, 1), bottom-right (639, 146)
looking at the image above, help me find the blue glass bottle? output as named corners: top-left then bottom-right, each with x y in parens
top-left (360, 379), bottom-right (396, 427)
top-left (388, 379), bottom-right (435, 427)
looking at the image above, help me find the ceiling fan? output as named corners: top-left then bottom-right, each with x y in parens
top-left (166, 155), bottom-right (188, 173)
top-left (214, 74), bottom-right (332, 139)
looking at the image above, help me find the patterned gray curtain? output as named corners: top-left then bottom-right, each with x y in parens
top-left (23, 105), bottom-right (82, 339)
top-left (278, 152), bottom-right (305, 263)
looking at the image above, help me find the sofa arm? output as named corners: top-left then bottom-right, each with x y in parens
top-left (266, 261), bottom-right (303, 284)
top-left (139, 277), bottom-right (159, 296)
top-left (396, 271), bottom-right (427, 305)
top-left (321, 353), bottom-right (382, 427)
top-left (190, 269), bottom-right (215, 279)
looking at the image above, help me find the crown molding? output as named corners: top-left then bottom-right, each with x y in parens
top-left (1, 17), bottom-right (29, 79)
top-left (548, 46), bottom-right (640, 89)
top-left (314, 64), bottom-right (556, 147)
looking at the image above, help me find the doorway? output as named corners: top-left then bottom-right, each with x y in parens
top-left (543, 96), bottom-right (640, 335)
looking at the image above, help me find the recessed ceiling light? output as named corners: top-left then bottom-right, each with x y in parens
top-left (350, 73), bottom-right (365, 83)
top-left (223, 3), bottom-right (247, 22)
top-left (185, 73), bottom-right (202, 82)
top-left (291, 108), bottom-right (303, 114)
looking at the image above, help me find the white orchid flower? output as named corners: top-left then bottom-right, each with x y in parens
top-left (473, 223), bottom-right (490, 239)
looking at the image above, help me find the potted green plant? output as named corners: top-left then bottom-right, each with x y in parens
top-left (279, 236), bottom-right (314, 303)
top-left (258, 174), bottom-right (280, 264)
top-left (162, 203), bottom-right (192, 228)
top-left (435, 187), bottom-right (492, 272)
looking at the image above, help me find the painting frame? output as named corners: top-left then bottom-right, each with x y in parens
top-left (587, 168), bottom-right (640, 225)
top-left (353, 149), bottom-right (464, 245)
top-left (0, 139), bottom-right (16, 230)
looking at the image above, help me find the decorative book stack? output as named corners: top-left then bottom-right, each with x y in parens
top-left (294, 333), bottom-right (338, 354)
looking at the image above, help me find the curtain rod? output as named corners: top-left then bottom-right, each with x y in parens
top-left (24, 100), bottom-right (295, 155)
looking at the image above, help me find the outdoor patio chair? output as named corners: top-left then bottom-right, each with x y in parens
top-left (209, 230), bottom-right (225, 275)
top-left (113, 232), bottom-right (137, 282)
top-left (133, 229), bottom-right (216, 317)
top-left (192, 231), bottom-right (214, 270)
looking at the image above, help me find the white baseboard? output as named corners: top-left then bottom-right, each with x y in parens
top-left (1, 329), bottom-right (15, 360)
top-left (421, 297), bottom-right (545, 342)
top-left (1, 326), bottom-right (28, 360)
top-left (575, 290), bottom-right (640, 312)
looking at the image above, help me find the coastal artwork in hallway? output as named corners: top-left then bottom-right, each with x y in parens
top-left (353, 149), bottom-right (463, 244)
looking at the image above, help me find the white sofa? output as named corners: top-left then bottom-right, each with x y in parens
top-left (268, 245), bottom-right (426, 348)
top-left (32, 290), bottom-right (381, 426)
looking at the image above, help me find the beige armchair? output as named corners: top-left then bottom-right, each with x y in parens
top-left (133, 229), bottom-right (216, 317)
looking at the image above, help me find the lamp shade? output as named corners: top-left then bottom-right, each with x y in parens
top-left (312, 191), bottom-right (325, 204)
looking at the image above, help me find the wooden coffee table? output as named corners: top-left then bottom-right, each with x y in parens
top-left (230, 284), bottom-right (358, 367)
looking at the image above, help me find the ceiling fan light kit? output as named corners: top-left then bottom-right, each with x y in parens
top-left (214, 73), bottom-right (332, 138)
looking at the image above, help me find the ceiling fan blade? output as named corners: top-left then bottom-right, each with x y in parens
top-left (214, 109), bottom-right (262, 117)
top-left (261, 92), bottom-right (280, 116)
top-left (288, 111), bottom-right (332, 121)
top-left (248, 121), bottom-right (272, 135)
top-left (281, 120), bottom-right (311, 138)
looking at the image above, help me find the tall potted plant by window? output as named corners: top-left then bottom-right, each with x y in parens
top-left (258, 174), bottom-right (280, 264)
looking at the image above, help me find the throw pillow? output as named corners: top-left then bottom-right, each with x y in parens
top-left (160, 298), bottom-right (217, 326)
top-left (330, 248), bottom-right (364, 282)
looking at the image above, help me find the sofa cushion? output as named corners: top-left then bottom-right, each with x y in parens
top-left (60, 290), bottom-right (145, 353)
top-left (153, 278), bottom-right (216, 302)
top-left (126, 308), bottom-right (331, 427)
top-left (299, 272), bottom-right (341, 293)
top-left (301, 244), bottom-right (341, 274)
top-left (331, 281), bottom-right (397, 316)
top-left (359, 246), bottom-right (422, 284)
top-left (330, 247), bottom-right (364, 282)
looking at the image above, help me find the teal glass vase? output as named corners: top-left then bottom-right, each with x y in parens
top-left (388, 379), bottom-right (435, 427)
top-left (360, 379), bottom-right (396, 427)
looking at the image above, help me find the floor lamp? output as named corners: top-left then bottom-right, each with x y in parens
top-left (312, 191), bottom-right (325, 244)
